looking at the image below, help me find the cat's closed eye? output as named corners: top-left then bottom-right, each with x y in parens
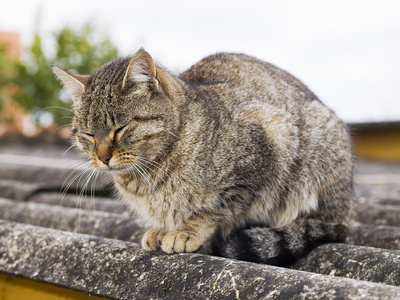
top-left (114, 126), bottom-right (127, 140)
top-left (83, 132), bottom-right (95, 142)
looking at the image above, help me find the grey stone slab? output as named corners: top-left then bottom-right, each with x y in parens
top-left (0, 198), bottom-right (144, 242)
top-left (1, 154), bottom-right (400, 298)
top-left (0, 144), bottom-right (79, 159)
top-left (1, 220), bottom-right (400, 300)
top-left (0, 164), bottom-right (111, 192)
top-left (3, 194), bottom-right (400, 259)
top-left (354, 160), bottom-right (400, 175)
top-left (378, 199), bottom-right (400, 206)
top-left (0, 164), bottom-right (71, 184)
top-left (289, 243), bottom-right (400, 286)
top-left (355, 183), bottom-right (400, 204)
top-left (28, 192), bottom-right (130, 215)
top-left (0, 179), bottom-right (44, 200)
top-left (347, 223), bottom-right (400, 250)
top-left (3, 196), bottom-right (400, 289)
top-left (353, 160), bottom-right (400, 203)
top-left (357, 204), bottom-right (400, 226)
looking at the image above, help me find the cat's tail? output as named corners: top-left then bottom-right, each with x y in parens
top-left (213, 218), bottom-right (348, 266)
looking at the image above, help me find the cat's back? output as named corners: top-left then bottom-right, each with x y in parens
top-left (180, 53), bottom-right (317, 102)
top-left (180, 53), bottom-right (272, 85)
top-left (180, 53), bottom-right (263, 84)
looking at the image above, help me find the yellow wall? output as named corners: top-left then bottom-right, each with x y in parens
top-left (0, 274), bottom-right (108, 300)
top-left (352, 130), bottom-right (400, 161)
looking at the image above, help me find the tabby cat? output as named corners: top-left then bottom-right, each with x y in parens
top-left (53, 49), bottom-right (353, 265)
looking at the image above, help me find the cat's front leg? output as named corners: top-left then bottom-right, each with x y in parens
top-left (142, 215), bottom-right (216, 254)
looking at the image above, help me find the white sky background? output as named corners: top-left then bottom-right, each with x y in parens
top-left (1, 0), bottom-right (400, 123)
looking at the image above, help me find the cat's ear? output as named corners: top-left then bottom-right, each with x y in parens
top-left (122, 49), bottom-right (160, 91)
top-left (52, 66), bottom-right (89, 101)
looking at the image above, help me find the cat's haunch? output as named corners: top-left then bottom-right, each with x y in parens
top-left (54, 49), bottom-right (353, 265)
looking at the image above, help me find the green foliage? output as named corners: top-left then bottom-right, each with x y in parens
top-left (10, 24), bottom-right (119, 127)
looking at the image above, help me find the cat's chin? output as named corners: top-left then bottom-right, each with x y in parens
top-left (90, 160), bottom-right (134, 175)
top-left (91, 163), bottom-right (116, 173)
top-left (95, 165), bottom-right (131, 175)
top-left (109, 168), bottom-right (131, 175)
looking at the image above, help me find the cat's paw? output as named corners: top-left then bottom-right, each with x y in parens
top-left (161, 230), bottom-right (203, 254)
top-left (142, 229), bottom-right (204, 253)
top-left (142, 228), bottom-right (168, 251)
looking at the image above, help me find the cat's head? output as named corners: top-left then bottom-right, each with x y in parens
top-left (53, 49), bottom-right (180, 173)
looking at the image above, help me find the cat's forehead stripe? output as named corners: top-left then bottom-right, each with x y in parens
top-left (90, 58), bottom-right (130, 86)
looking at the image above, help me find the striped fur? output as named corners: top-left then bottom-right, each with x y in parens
top-left (54, 49), bottom-right (354, 265)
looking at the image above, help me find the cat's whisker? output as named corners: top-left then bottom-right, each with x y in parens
top-left (56, 123), bottom-right (73, 132)
top-left (135, 162), bottom-right (155, 188)
top-left (131, 164), bottom-right (148, 186)
top-left (61, 163), bottom-right (88, 195)
top-left (60, 161), bottom-right (92, 201)
top-left (90, 170), bottom-right (100, 202)
top-left (137, 162), bottom-right (158, 192)
top-left (62, 144), bottom-right (76, 157)
top-left (73, 167), bottom-right (98, 229)
top-left (60, 168), bottom-right (88, 211)
top-left (127, 163), bottom-right (143, 181)
top-left (78, 167), bottom-right (98, 211)
top-left (43, 105), bottom-right (74, 114)
top-left (129, 163), bottom-right (153, 189)
top-left (125, 162), bottom-right (138, 182)
top-left (127, 164), bottom-right (141, 188)
top-left (136, 159), bottom-right (166, 186)
top-left (137, 155), bottom-right (175, 178)
top-left (136, 156), bottom-right (170, 184)
top-left (79, 167), bottom-right (96, 199)
top-left (75, 164), bottom-right (94, 196)
top-left (65, 159), bottom-right (92, 170)
top-left (55, 117), bottom-right (73, 125)
top-left (61, 162), bottom-right (92, 188)
top-left (62, 167), bottom-right (89, 197)
top-left (56, 116), bottom-right (74, 120)
top-left (162, 129), bottom-right (180, 140)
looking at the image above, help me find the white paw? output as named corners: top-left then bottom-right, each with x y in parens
top-left (141, 229), bottom-right (203, 253)
top-left (161, 230), bottom-right (203, 253)
top-left (141, 228), bottom-right (167, 251)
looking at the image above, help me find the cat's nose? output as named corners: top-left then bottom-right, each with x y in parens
top-left (97, 147), bottom-right (113, 165)
top-left (98, 153), bottom-right (112, 165)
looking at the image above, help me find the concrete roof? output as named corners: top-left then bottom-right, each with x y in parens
top-left (1, 145), bottom-right (400, 299)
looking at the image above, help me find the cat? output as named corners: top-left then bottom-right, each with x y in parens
top-left (53, 48), bottom-right (354, 265)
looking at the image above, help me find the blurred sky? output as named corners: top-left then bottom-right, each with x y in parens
top-left (1, 0), bottom-right (400, 123)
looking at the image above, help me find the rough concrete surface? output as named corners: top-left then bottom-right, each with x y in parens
top-left (1, 221), bottom-right (400, 300)
top-left (357, 204), bottom-right (400, 226)
top-left (290, 243), bottom-right (400, 286)
top-left (28, 192), bottom-right (129, 214)
top-left (0, 179), bottom-right (43, 200)
top-left (1, 148), bottom-right (400, 299)
top-left (346, 223), bottom-right (400, 250)
top-left (0, 197), bottom-right (144, 242)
